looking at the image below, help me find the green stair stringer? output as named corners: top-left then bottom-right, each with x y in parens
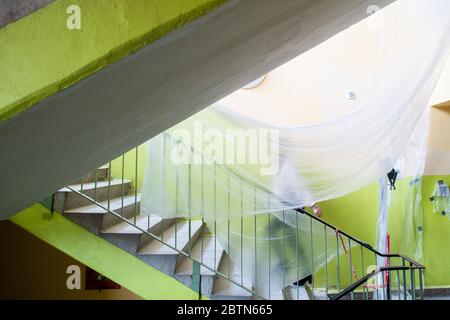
top-left (10, 203), bottom-right (201, 300)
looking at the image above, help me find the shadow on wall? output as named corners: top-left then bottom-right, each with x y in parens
top-left (0, 220), bottom-right (141, 300)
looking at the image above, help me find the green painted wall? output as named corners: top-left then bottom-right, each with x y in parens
top-left (106, 135), bottom-right (450, 289)
top-left (110, 143), bottom-right (148, 193)
top-left (314, 175), bottom-right (450, 289)
top-left (10, 203), bottom-right (201, 299)
top-left (0, 0), bottom-right (226, 122)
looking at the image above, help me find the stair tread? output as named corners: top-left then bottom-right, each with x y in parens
top-left (176, 235), bottom-right (224, 276)
top-left (212, 254), bottom-right (252, 297)
top-left (101, 215), bottom-right (161, 234)
top-left (283, 285), bottom-right (310, 300)
top-left (138, 220), bottom-right (203, 255)
top-left (65, 194), bottom-right (140, 214)
top-left (59, 178), bottom-right (131, 192)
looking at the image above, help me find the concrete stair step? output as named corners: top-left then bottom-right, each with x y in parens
top-left (212, 253), bottom-right (252, 299)
top-left (138, 220), bottom-right (203, 255)
top-left (56, 178), bottom-right (132, 210)
top-left (72, 165), bottom-right (109, 184)
top-left (65, 194), bottom-right (140, 214)
top-left (175, 234), bottom-right (224, 276)
top-left (283, 285), bottom-right (310, 300)
top-left (304, 283), bottom-right (329, 300)
top-left (100, 215), bottom-right (160, 235)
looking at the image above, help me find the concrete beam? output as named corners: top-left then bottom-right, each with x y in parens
top-left (0, 0), bottom-right (55, 28)
top-left (0, 0), bottom-right (394, 219)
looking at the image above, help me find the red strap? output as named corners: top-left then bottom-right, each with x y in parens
top-left (335, 228), bottom-right (359, 282)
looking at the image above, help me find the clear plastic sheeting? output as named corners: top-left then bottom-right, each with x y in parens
top-left (141, 0), bottom-right (450, 296)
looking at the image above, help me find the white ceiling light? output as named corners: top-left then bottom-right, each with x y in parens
top-left (242, 75), bottom-right (266, 89)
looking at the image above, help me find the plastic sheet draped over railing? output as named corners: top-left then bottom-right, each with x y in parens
top-left (141, 0), bottom-right (450, 296)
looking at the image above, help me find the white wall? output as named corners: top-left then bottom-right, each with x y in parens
top-left (220, 5), bottom-right (450, 174)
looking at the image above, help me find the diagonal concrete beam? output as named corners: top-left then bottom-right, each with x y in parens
top-left (0, 0), bottom-right (394, 219)
top-left (0, 0), bottom-right (55, 28)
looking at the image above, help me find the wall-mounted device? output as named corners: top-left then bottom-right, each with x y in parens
top-left (430, 180), bottom-right (450, 216)
top-left (347, 91), bottom-right (357, 100)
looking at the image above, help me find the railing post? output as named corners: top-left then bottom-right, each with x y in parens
top-left (94, 168), bottom-right (98, 202)
top-left (282, 211), bottom-right (286, 289)
top-left (410, 265), bottom-right (416, 300)
top-left (348, 238), bottom-right (354, 300)
top-left (107, 161), bottom-right (112, 211)
top-left (419, 269), bottom-right (425, 300)
top-left (134, 146), bottom-right (138, 225)
top-left (254, 186), bottom-right (258, 295)
top-left (267, 193), bottom-right (271, 299)
top-left (386, 257), bottom-right (391, 300)
top-left (402, 258), bottom-right (407, 300)
top-left (324, 225), bottom-right (328, 298)
top-left (214, 163), bottom-right (217, 272)
top-left (336, 230), bottom-right (341, 294)
top-left (192, 260), bottom-right (202, 299)
top-left (121, 154), bottom-right (125, 217)
top-left (227, 176), bottom-right (231, 278)
top-left (310, 217), bottom-right (314, 296)
top-left (360, 246), bottom-right (367, 300)
top-left (240, 178), bottom-right (244, 286)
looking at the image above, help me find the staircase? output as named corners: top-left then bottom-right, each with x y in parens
top-left (53, 165), bottom-right (311, 300)
top-left (47, 146), bottom-right (425, 301)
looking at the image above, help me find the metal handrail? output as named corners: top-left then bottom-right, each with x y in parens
top-left (295, 207), bottom-right (425, 269)
top-left (66, 186), bottom-right (265, 300)
top-left (62, 133), bottom-right (425, 301)
top-left (332, 265), bottom-right (422, 300)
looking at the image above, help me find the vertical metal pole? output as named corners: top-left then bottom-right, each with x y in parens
top-left (174, 156), bottom-right (179, 249)
top-left (214, 163), bottom-right (217, 272)
top-left (201, 147), bottom-right (205, 267)
top-left (397, 270), bottom-right (401, 300)
top-left (361, 246), bottom-right (367, 300)
top-left (254, 185), bottom-right (258, 294)
top-left (282, 210), bottom-right (286, 289)
top-left (107, 161), bottom-right (112, 211)
top-left (324, 225), bottom-right (328, 298)
top-left (296, 212), bottom-right (300, 300)
top-left (410, 265), bottom-right (416, 300)
top-left (375, 253), bottom-right (379, 300)
top-left (268, 194), bottom-right (271, 299)
top-left (381, 267), bottom-right (386, 300)
top-left (94, 168), bottom-right (98, 202)
top-left (134, 146), bottom-right (138, 225)
top-left (188, 153), bottom-right (192, 256)
top-left (348, 238), bottom-right (354, 300)
top-left (192, 260), bottom-right (202, 299)
top-left (387, 257), bottom-right (391, 300)
top-left (310, 217), bottom-right (314, 297)
top-left (419, 269), bottom-right (424, 300)
top-left (121, 154), bottom-right (125, 217)
top-left (240, 178), bottom-right (244, 286)
top-left (162, 137), bottom-right (166, 242)
top-left (336, 230), bottom-right (341, 294)
top-left (402, 258), bottom-right (407, 300)
top-left (227, 176), bottom-right (231, 277)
